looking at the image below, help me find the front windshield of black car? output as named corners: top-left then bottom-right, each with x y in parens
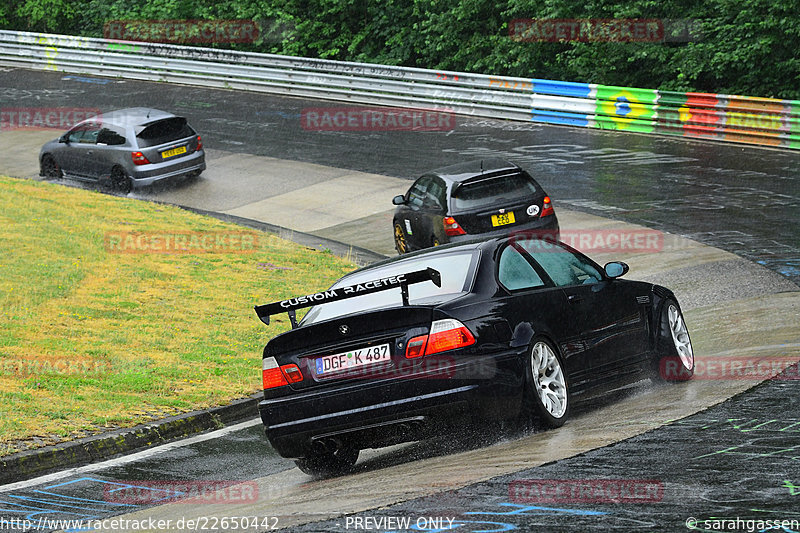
top-left (300, 250), bottom-right (479, 325)
top-left (451, 172), bottom-right (539, 210)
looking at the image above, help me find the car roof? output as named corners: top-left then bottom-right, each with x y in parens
top-left (348, 237), bottom-right (496, 277)
top-left (83, 108), bottom-right (178, 128)
top-left (426, 158), bottom-right (523, 184)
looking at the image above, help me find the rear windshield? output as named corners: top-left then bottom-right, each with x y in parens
top-left (136, 117), bottom-right (195, 148)
top-left (451, 172), bottom-right (539, 210)
top-left (300, 250), bottom-right (479, 325)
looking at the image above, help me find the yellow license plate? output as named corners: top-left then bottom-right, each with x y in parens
top-left (161, 146), bottom-right (187, 159)
top-left (491, 212), bottom-right (516, 227)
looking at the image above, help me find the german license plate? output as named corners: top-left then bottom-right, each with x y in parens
top-left (314, 344), bottom-right (391, 376)
top-left (491, 212), bottom-right (516, 227)
top-left (161, 146), bottom-right (187, 159)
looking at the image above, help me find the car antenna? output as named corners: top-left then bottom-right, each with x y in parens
top-left (480, 159), bottom-right (484, 173)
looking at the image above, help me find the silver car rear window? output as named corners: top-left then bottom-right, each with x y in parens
top-left (136, 117), bottom-right (195, 148)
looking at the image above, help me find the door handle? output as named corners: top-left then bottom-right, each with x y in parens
top-left (87, 150), bottom-right (93, 155)
top-left (568, 294), bottom-right (584, 303)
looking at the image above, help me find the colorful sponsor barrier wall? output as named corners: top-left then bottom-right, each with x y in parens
top-left (1, 29), bottom-right (798, 150)
top-left (522, 79), bottom-right (800, 149)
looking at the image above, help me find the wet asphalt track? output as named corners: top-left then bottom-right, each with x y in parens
top-left (1, 67), bottom-right (799, 532)
top-left (4, 375), bottom-right (800, 532)
top-left (1, 68), bottom-right (799, 285)
top-left (292, 369), bottom-right (800, 532)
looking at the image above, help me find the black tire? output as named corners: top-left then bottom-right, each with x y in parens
top-left (522, 338), bottom-right (570, 428)
top-left (394, 222), bottom-right (409, 255)
top-left (110, 167), bottom-right (132, 194)
top-left (294, 447), bottom-right (359, 477)
top-left (40, 154), bottom-right (62, 180)
top-left (653, 299), bottom-right (695, 382)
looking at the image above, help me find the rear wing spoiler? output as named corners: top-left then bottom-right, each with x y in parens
top-left (254, 267), bottom-right (441, 328)
top-left (451, 168), bottom-right (526, 194)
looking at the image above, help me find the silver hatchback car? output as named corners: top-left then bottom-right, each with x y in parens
top-left (39, 107), bottom-right (206, 192)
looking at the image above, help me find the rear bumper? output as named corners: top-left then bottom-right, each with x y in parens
top-left (129, 150), bottom-right (206, 187)
top-left (447, 214), bottom-right (559, 244)
top-left (259, 351), bottom-right (524, 458)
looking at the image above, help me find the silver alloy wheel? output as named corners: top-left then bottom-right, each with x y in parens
top-left (668, 304), bottom-right (694, 370)
top-left (531, 341), bottom-right (567, 419)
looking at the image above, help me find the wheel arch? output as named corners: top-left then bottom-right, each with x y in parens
top-left (648, 284), bottom-right (679, 349)
top-left (510, 321), bottom-right (560, 353)
top-left (39, 152), bottom-right (62, 178)
top-left (40, 152), bottom-right (58, 167)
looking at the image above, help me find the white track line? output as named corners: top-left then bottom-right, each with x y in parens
top-left (0, 418), bottom-right (262, 493)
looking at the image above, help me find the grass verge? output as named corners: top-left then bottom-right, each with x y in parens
top-left (0, 176), bottom-right (355, 455)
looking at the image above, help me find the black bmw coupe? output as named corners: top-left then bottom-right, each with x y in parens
top-left (255, 234), bottom-right (694, 475)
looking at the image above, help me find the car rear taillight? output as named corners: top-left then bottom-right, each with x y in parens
top-left (280, 364), bottom-right (303, 384)
top-left (405, 336), bottom-right (428, 359)
top-left (263, 357), bottom-right (304, 389)
top-left (263, 357), bottom-right (287, 389)
top-left (427, 319), bottom-right (476, 354)
top-left (196, 135), bottom-right (203, 151)
top-left (541, 196), bottom-right (554, 217)
top-left (405, 319), bottom-right (475, 358)
top-left (131, 151), bottom-right (150, 165)
top-left (443, 216), bottom-right (466, 236)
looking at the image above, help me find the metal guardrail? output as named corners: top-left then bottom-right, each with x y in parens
top-left (1, 29), bottom-right (799, 150)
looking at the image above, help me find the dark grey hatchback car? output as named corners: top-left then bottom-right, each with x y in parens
top-left (39, 107), bottom-right (205, 192)
top-left (392, 158), bottom-right (559, 254)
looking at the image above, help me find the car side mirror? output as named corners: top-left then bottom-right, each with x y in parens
top-left (392, 194), bottom-right (406, 206)
top-left (604, 261), bottom-right (629, 279)
top-left (59, 135), bottom-right (70, 144)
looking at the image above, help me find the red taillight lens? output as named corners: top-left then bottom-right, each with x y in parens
top-left (405, 335), bottom-right (428, 359)
top-left (280, 364), bottom-right (303, 384)
top-left (541, 196), bottom-right (554, 217)
top-left (405, 319), bottom-right (475, 358)
top-left (131, 151), bottom-right (150, 166)
top-left (263, 357), bottom-right (303, 388)
top-left (262, 357), bottom-right (288, 389)
top-left (443, 216), bottom-right (466, 236)
top-left (426, 319), bottom-right (476, 355)
top-left (196, 135), bottom-right (203, 151)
